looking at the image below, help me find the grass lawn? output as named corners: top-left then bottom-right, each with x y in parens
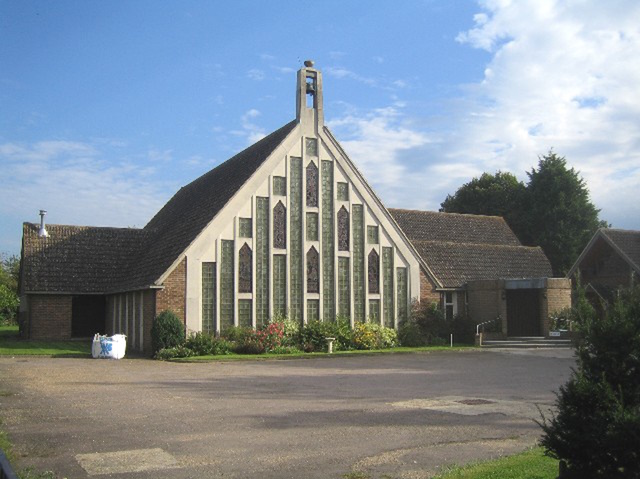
top-left (172, 345), bottom-right (474, 362)
top-left (432, 447), bottom-right (558, 479)
top-left (0, 325), bottom-right (90, 357)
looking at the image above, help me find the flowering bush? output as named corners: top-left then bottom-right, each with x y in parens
top-left (352, 322), bottom-right (378, 350)
top-left (256, 321), bottom-right (285, 353)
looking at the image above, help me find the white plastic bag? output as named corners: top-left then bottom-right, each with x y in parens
top-left (92, 334), bottom-right (127, 359)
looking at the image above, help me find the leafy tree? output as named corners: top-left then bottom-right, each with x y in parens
top-left (0, 253), bottom-right (20, 324)
top-left (523, 151), bottom-right (605, 275)
top-left (540, 285), bottom-right (640, 477)
top-left (440, 171), bottom-right (527, 238)
top-left (440, 152), bottom-right (605, 276)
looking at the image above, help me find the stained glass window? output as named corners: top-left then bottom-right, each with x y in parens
top-left (306, 212), bottom-right (318, 241)
top-left (338, 257), bottom-right (350, 318)
top-left (238, 243), bottom-right (252, 293)
top-left (238, 299), bottom-right (252, 327)
top-left (202, 262), bottom-right (216, 334)
top-left (352, 205), bottom-right (365, 322)
top-left (256, 197), bottom-right (269, 326)
top-left (367, 225), bottom-right (379, 244)
top-left (307, 299), bottom-right (319, 322)
top-left (273, 176), bottom-right (286, 196)
top-left (306, 161), bottom-right (318, 207)
top-left (306, 137), bottom-right (318, 157)
top-left (273, 201), bottom-right (286, 249)
top-left (382, 247), bottom-right (394, 327)
top-left (273, 254), bottom-right (287, 317)
top-left (322, 160), bottom-right (335, 320)
top-left (220, 240), bottom-right (234, 330)
top-left (307, 247), bottom-right (319, 293)
top-left (397, 267), bottom-right (408, 323)
top-left (369, 299), bottom-right (380, 323)
top-left (368, 249), bottom-right (380, 294)
top-left (337, 206), bottom-right (349, 251)
top-left (239, 218), bottom-right (252, 238)
top-left (337, 182), bottom-right (349, 201)
top-left (290, 157), bottom-right (303, 321)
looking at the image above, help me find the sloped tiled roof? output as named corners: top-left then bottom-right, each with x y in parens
top-left (21, 223), bottom-right (149, 293)
top-left (600, 228), bottom-right (640, 272)
top-left (389, 209), bottom-right (552, 288)
top-left (388, 208), bottom-right (520, 246)
top-left (411, 240), bottom-right (552, 288)
top-left (130, 120), bottom-right (297, 289)
top-left (21, 120), bottom-right (298, 294)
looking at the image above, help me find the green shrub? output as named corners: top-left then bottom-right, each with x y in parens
top-left (151, 310), bottom-right (185, 353)
top-left (540, 285), bottom-right (640, 477)
top-left (155, 345), bottom-right (193, 360)
top-left (184, 332), bottom-right (233, 356)
top-left (398, 320), bottom-right (425, 347)
top-left (352, 322), bottom-right (378, 350)
top-left (377, 325), bottom-right (398, 348)
top-left (450, 313), bottom-right (476, 344)
top-left (549, 307), bottom-right (573, 331)
top-left (298, 319), bottom-right (352, 352)
top-left (269, 345), bottom-right (303, 355)
top-left (222, 326), bottom-right (255, 343)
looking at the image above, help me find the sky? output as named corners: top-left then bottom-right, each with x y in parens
top-left (1, 0), bottom-right (639, 256)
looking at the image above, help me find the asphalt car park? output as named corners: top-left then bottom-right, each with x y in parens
top-left (0, 348), bottom-right (574, 478)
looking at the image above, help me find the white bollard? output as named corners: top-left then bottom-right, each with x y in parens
top-left (326, 337), bottom-right (336, 354)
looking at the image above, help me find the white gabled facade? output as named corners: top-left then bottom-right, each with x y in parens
top-left (181, 62), bottom-right (422, 333)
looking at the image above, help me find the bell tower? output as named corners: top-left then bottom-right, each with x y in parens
top-left (296, 60), bottom-right (324, 131)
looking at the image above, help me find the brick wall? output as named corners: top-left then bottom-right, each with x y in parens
top-left (28, 295), bottom-right (72, 340)
top-left (419, 269), bottom-right (441, 305)
top-left (467, 280), bottom-right (507, 335)
top-left (155, 258), bottom-right (187, 323)
top-left (541, 278), bottom-right (572, 336)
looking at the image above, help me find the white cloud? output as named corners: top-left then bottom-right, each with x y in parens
top-left (324, 1), bottom-right (640, 230)
top-left (327, 107), bottom-right (430, 206)
top-left (449, 0), bottom-right (640, 228)
top-left (247, 68), bottom-right (265, 81)
top-left (0, 141), bottom-right (171, 248)
top-left (236, 109), bottom-right (266, 144)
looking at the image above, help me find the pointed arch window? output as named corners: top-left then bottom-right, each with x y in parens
top-left (239, 243), bottom-right (252, 293)
top-left (307, 246), bottom-right (319, 293)
top-left (368, 249), bottom-right (380, 294)
top-left (273, 201), bottom-right (286, 249)
top-left (306, 161), bottom-right (318, 207)
top-left (338, 206), bottom-right (349, 251)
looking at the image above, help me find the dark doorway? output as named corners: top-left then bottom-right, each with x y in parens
top-left (72, 295), bottom-right (106, 337)
top-left (506, 289), bottom-right (541, 336)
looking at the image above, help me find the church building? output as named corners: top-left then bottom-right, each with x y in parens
top-left (19, 62), bottom-right (570, 353)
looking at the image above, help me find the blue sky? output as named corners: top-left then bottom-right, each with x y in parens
top-left (2, 0), bottom-right (639, 256)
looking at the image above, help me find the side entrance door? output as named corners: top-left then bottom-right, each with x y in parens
top-left (506, 289), bottom-right (541, 337)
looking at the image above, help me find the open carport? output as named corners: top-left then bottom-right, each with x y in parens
top-left (0, 349), bottom-right (574, 478)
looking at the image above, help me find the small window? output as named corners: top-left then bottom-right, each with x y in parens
top-left (273, 176), bottom-right (286, 196)
top-left (444, 292), bottom-right (457, 320)
top-left (337, 182), bottom-right (349, 201)
top-left (306, 137), bottom-right (318, 157)
top-left (238, 218), bottom-right (252, 238)
top-left (306, 212), bottom-right (318, 241)
top-left (367, 225), bottom-right (379, 245)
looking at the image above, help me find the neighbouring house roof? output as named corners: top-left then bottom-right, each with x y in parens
top-left (21, 223), bottom-right (149, 294)
top-left (568, 228), bottom-right (640, 278)
top-left (411, 240), bottom-right (552, 289)
top-left (21, 120), bottom-right (298, 294)
top-left (389, 208), bottom-right (552, 289)
top-left (388, 209), bottom-right (521, 246)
